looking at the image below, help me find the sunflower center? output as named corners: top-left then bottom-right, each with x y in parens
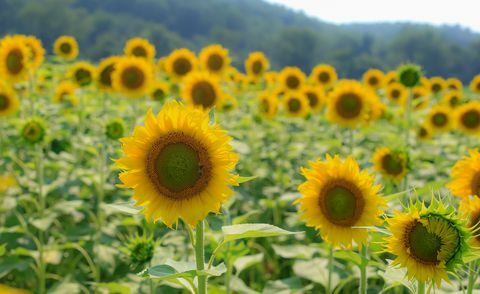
top-left (476, 83), bottom-right (480, 91)
top-left (121, 66), bottom-right (145, 89)
top-left (470, 172), bottom-right (480, 197)
top-left (146, 132), bottom-right (212, 200)
top-left (173, 57), bottom-right (192, 76)
top-left (260, 99), bottom-right (270, 113)
top-left (432, 83), bottom-right (441, 93)
top-left (368, 76), bottom-right (378, 86)
top-left (391, 89), bottom-right (400, 99)
top-left (132, 46), bottom-right (147, 57)
top-left (461, 110), bottom-right (480, 129)
top-left (419, 127), bottom-right (428, 138)
top-left (319, 180), bottom-right (364, 226)
top-left (192, 81), bottom-right (216, 108)
top-left (306, 92), bottom-right (319, 107)
top-left (23, 123), bottom-right (41, 141)
top-left (432, 113), bottom-right (448, 127)
top-left (450, 96), bottom-right (459, 107)
top-left (6, 49), bottom-right (23, 74)
top-left (100, 64), bottom-right (115, 87)
top-left (0, 94), bottom-right (9, 111)
top-left (381, 154), bottom-right (404, 175)
top-left (287, 98), bottom-right (301, 113)
top-left (286, 76), bottom-right (300, 89)
top-left (252, 60), bottom-right (263, 75)
top-left (406, 221), bottom-right (441, 264)
top-left (318, 72), bottom-right (330, 83)
top-left (336, 93), bottom-right (362, 118)
top-left (153, 89), bottom-right (165, 101)
top-left (207, 54), bottom-right (224, 71)
top-left (60, 43), bottom-right (72, 54)
top-left (75, 69), bottom-right (92, 86)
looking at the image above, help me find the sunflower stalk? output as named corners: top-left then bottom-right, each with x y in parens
top-left (195, 220), bottom-right (207, 294)
top-left (417, 281), bottom-right (425, 294)
top-left (359, 245), bottom-right (368, 294)
top-left (327, 245), bottom-right (334, 293)
top-left (467, 261), bottom-right (478, 294)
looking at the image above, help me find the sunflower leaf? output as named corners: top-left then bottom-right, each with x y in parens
top-left (222, 224), bottom-right (301, 242)
top-left (237, 175), bottom-right (257, 184)
top-left (105, 202), bottom-right (142, 215)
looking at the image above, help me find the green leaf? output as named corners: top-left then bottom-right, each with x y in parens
top-left (148, 264), bottom-right (196, 280)
top-left (0, 256), bottom-right (30, 278)
top-left (233, 253), bottom-right (263, 274)
top-left (104, 202), bottom-right (142, 215)
top-left (237, 176), bottom-right (257, 184)
top-left (96, 283), bottom-right (131, 294)
top-left (263, 277), bottom-right (313, 294)
top-left (271, 244), bottom-right (319, 260)
top-left (222, 224), bottom-right (301, 242)
top-left (293, 258), bottom-right (339, 286)
top-left (333, 250), bottom-right (362, 266)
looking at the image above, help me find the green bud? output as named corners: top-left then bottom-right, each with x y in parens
top-left (105, 118), bottom-right (126, 140)
top-left (21, 119), bottom-right (46, 144)
top-left (398, 64), bottom-right (422, 88)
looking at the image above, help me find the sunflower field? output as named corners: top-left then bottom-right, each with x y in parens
top-left (1, 34), bottom-right (480, 294)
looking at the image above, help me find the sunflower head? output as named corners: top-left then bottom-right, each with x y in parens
top-left (258, 91), bottom-right (278, 119)
top-left (112, 57), bottom-right (154, 98)
top-left (116, 101), bottom-right (239, 227)
top-left (442, 91), bottom-right (462, 108)
top-left (106, 118), bottom-right (126, 140)
top-left (181, 71), bottom-right (223, 110)
top-left (385, 82), bottom-right (407, 105)
top-left (363, 68), bottom-right (385, 90)
top-left (385, 199), bottom-right (470, 287)
top-left (199, 44), bottom-right (230, 76)
top-left (372, 147), bottom-right (408, 182)
top-left (20, 35), bottom-right (45, 70)
top-left (0, 35), bottom-right (31, 83)
top-left (397, 64), bottom-right (422, 88)
top-left (283, 92), bottom-right (310, 118)
top-left (429, 77), bottom-right (445, 95)
top-left (448, 149), bottom-right (480, 199)
top-left (426, 106), bottom-right (452, 132)
top-left (68, 62), bottom-right (96, 87)
top-left (21, 118), bottom-right (46, 145)
top-left (0, 86), bottom-right (20, 117)
top-left (150, 81), bottom-right (170, 102)
top-left (302, 85), bottom-right (325, 112)
top-left (124, 234), bottom-right (155, 267)
top-left (469, 75), bottom-right (480, 94)
top-left (97, 56), bottom-right (120, 91)
top-left (245, 51), bottom-right (269, 79)
top-left (165, 48), bottom-right (197, 80)
top-left (385, 71), bottom-right (397, 85)
top-left (445, 77), bottom-right (463, 92)
top-left (220, 95), bottom-right (238, 112)
top-left (310, 64), bottom-right (337, 88)
top-left (412, 86), bottom-right (430, 111)
top-left (455, 102), bottom-right (480, 134)
top-left (296, 155), bottom-right (385, 248)
top-left (53, 35), bottom-right (79, 61)
top-left (279, 67), bottom-right (306, 92)
top-left (124, 37), bottom-right (156, 61)
top-left (459, 198), bottom-right (480, 248)
top-left (53, 81), bottom-right (78, 107)
top-left (417, 124), bottom-right (432, 141)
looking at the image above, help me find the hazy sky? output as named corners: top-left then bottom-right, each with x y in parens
top-left (266, 0), bottom-right (480, 32)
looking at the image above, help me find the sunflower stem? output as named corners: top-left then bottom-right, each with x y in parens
top-left (359, 245), bottom-right (367, 294)
top-left (195, 220), bottom-right (207, 294)
top-left (403, 89), bottom-right (412, 195)
top-left (417, 281), bottom-right (425, 294)
top-left (327, 245), bottom-right (334, 293)
top-left (467, 261), bottom-right (478, 294)
top-left (35, 143), bottom-right (46, 294)
top-left (348, 128), bottom-right (354, 155)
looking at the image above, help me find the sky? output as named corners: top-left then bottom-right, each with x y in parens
top-left (266, 0), bottom-right (480, 33)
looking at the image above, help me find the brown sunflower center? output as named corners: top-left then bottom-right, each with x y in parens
top-left (461, 110), bottom-right (480, 129)
top-left (100, 64), bottom-right (115, 87)
top-left (132, 46), bottom-right (147, 57)
top-left (287, 98), bottom-right (301, 113)
top-left (318, 72), bottom-right (330, 83)
top-left (306, 92), bottom-right (319, 108)
top-left (207, 54), bottom-right (224, 71)
top-left (391, 89), bottom-right (400, 99)
top-left (146, 132), bottom-right (212, 200)
top-left (432, 83), bottom-right (442, 93)
top-left (60, 43), bottom-right (72, 54)
top-left (252, 60), bottom-right (263, 75)
top-left (335, 93), bottom-right (363, 119)
top-left (470, 172), bottom-right (480, 197)
top-left (6, 49), bottom-right (24, 74)
top-left (75, 68), bottom-right (92, 86)
top-left (192, 81), bottom-right (216, 109)
top-left (405, 221), bottom-right (441, 265)
top-left (0, 94), bottom-right (10, 111)
top-left (476, 83), bottom-right (480, 91)
top-left (319, 180), bottom-right (365, 226)
top-left (368, 76), bottom-right (379, 86)
top-left (431, 112), bottom-right (448, 127)
top-left (152, 88), bottom-right (165, 101)
top-left (449, 96), bottom-right (459, 107)
top-left (381, 154), bottom-right (404, 176)
top-left (418, 127), bottom-right (428, 138)
top-left (286, 75), bottom-right (300, 90)
top-left (173, 57), bottom-right (192, 76)
top-left (121, 66), bottom-right (145, 89)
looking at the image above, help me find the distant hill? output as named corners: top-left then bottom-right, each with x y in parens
top-left (1, 0), bottom-right (479, 81)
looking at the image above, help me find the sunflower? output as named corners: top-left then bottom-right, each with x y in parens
top-left (429, 77), bottom-right (445, 95)
top-left (53, 35), bottom-right (79, 61)
top-left (165, 48), bottom-right (197, 80)
top-left (0, 284), bottom-right (29, 294)
top-left (363, 68), bottom-right (385, 90)
top-left (426, 106), bottom-right (452, 132)
top-left (469, 75), bottom-right (480, 95)
top-left (445, 77), bottom-right (462, 92)
top-left (106, 118), bottom-right (126, 140)
top-left (459, 198), bottom-right (480, 247)
top-left (420, 77), bottom-right (431, 94)
top-left (68, 61), bottom-right (96, 87)
top-left (283, 92), bottom-right (310, 118)
top-left (0, 36), bottom-right (30, 83)
top-left (417, 124), bottom-right (432, 141)
top-left (385, 82), bottom-right (407, 105)
top-left (258, 91), bottom-right (278, 119)
top-left (150, 81), bottom-right (170, 102)
top-left (296, 155), bottom-right (385, 248)
top-left (0, 86), bottom-right (20, 117)
top-left (112, 57), bottom-right (154, 98)
top-left (455, 102), bottom-right (480, 135)
top-left (21, 118), bottom-right (46, 144)
top-left (372, 147), bottom-right (408, 182)
top-left (116, 101), bottom-right (239, 226)
top-left (448, 149), bottom-right (480, 199)
top-left (199, 44), bottom-right (230, 76)
top-left (442, 91), bottom-right (462, 108)
top-left (326, 80), bottom-right (377, 127)
top-left (310, 64), bottom-right (337, 88)
top-left (385, 200), bottom-right (470, 287)
top-left (302, 85), bottom-right (325, 112)
top-left (397, 64), bottom-right (422, 88)
top-left (244, 51), bottom-right (269, 79)
top-left (279, 67), bottom-right (305, 92)
top-left (385, 71), bottom-right (397, 85)
top-left (124, 37), bottom-right (156, 61)
top-left (220, 95), bottom-right (238, 112)
top-left (181, 72), bottom-right (223, 110)
top-left (97, 56), bottom-right (120, 91)
top-left (20, 35), bottom-right (45, 70)
top-left (53, 81), bottom-right (78, 107)
top-left (412, 86), bottom-right (430, 111)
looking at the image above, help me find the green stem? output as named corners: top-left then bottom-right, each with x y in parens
top-left (195, 221), bottom-right (207, 294)
top-left (35, 144), bottom-right (45, 216)
top-left (417, 281), bottom-right (425, 294)
top-left (467, 261), bottom-right (477, 294)
top-left (327, 245), bottom-right (334, 293)
top-left (359, 245), bottom-right (367, 294)
top-left (348, 128), bottom-right (354, 155)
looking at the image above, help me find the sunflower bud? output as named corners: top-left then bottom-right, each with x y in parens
top-left (127, 236), bottom-right (154, 266)
top-left (397, 64), bottom-right (422, 88)
top-left (21, 119), bottom-right (45, 144)
top-left (105, 119), bottom-right (126, 140)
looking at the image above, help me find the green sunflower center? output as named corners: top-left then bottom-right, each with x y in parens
top-left (106, 122), bottom-right (124, 140)
top-left (153, 89), bottom-right (165, 101)
top-left (146, 132), bottom-right (212, 199)
top-left (75, 68), bottom-right (92, 86)
top-left (121, 66), bottom-right (145, 89)
top-left (0, 94), bottom-right (9, 111)
top-left (407, 221), bottom-right (441, 264)
top-left (287, 98), bottom-right (301, 113)
top-left (6, 49), bottom-right (23, 74)
top-left (320, 180), bottom-right (365, 226)
top-left (286, 76), bottom-right (300, 89)
top-left (432, 112), bottom-right (448, 127)
top-left (381, 154), bottom-right (404, 176)
top-left (318, 72), bottom-right (330, 83)
top-left (192, 81), bottom-right (216, 109)
top-left (207, 54), bottom-right (224, 71)
top-left (22, 121), bottom-right (44, 144)
top-left (461, 110), bottom-right (480, 129)
top-left (252, 60), bottom-right (263, 75)
top-left (100, 64), bottom-right (115, 87)
top-left (173, 57), bottom-right (192, 76)
top-left (132, 46), bottom-right (147, 57)
top-left (60, 43), bottom-right (72, 54)
top-left (449, 96), bottom-right (459, 107)
top-left (306, 92), bottom-right (319, 108)
top-left (336, 93), bottom-right (362, 119)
